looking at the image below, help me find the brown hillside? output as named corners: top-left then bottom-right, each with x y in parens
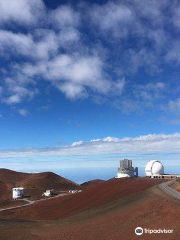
top-left (0, 169), bottom-right (29, 186)
top-left (0, 177), bottom-right (166, 220)
top-left (81, 179), bottom-right (105, 188)
top-left (20, 172), bottom-right (81, 190)
top-left (0, 169), bottom-right (81, 201)
top-left (0, 180), bottom-right (179, 240)
top-left (0, 181), bottom-right (11, 202)
top-left (171, 178), bottom-right (180, 192)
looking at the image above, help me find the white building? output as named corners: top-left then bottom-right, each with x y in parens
top-left (69, 190), bottom-right (82, 194)
top-left (145, 160), bottom-right (164, 177)
top-left (42, 189), bottom-right (55, 197)
top-left (117, 159), bottom-right (138, 178)
top-left (12, 188), bottom-right (24, 200)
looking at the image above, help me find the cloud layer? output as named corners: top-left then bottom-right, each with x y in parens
top-left (1, 133), bottom-right (180, 159)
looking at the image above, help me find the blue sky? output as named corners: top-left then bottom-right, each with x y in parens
top-left (0, 0), bottom-right (180, 182)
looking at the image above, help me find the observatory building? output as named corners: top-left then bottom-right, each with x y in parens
top-left (42, 189), bottom-right (55, 197)
top-left (12, 187), bottom-right (24, 200)
top-left (117, 159), bottom-right (138, 178)
top-left (145, 160), bottom-right (164, 177)
top-left (145, 160), bottom-right (180, 179)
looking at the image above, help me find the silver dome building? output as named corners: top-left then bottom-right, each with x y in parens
top-left (145, 160), bottom-right (164, 177)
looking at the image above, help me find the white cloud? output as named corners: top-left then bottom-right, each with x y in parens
top-left (0, 86), bottom-right (3, 95)
top-left (0, 0), bottom-right (179, 113)
top-left (135, 82), bottom-right (166, 101)
top-left (0, 0), bottom-right (45, 26)
top-left (91, 2), bottom-right (133, 37)
top-left (57, 82), bottom-right (87, 99)
top-left (18, 109), bottom-right (29, 116)
top-left (168, 98), bottom-right (180, 113)
top-left (50, 5), bottom-right (80, 29)
top-left (123, 48), bottom-right (161, 74)
top-left (111, 81), bottom-right (167, 114)
top-left (20, 54), bottom-right (120, 99)
top-left (172, 7), bottom-right (180, 29)
top-left (71, 141), bottom-right (84, 147)
top-left (0, 30), bottom-right (34, 56)
top-left (58, 28), bottom-right (80, 45)
top-left (134, 0), bottom-right (168, 25)
top-left (169, 119), bottom-right (180, 125)
top-left (2, 77), bottom-right (38, 105)
top-left (4, 95), bottom-right (21, 104)
top-left (102, 137), bottom-right (120, 142)
top-left (89, 0), bottom-right (169, 42)
top-left (0, 29), bottom-right (59, 60)
top-left (88, 0), bottom-right (177, 76)
top-left (1, 133), bottom-right (180, 158)
top-left (112, 78), bottom-right (126, 95)
top-left (165, 41), bottom-right (180, 64)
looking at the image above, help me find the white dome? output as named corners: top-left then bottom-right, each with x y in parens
top-left (145, 160), bottom-right (164, 176)
top-left (117, 172), bottom-right (134, 178)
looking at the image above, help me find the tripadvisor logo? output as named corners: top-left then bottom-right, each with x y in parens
top-left (135, 227), bottom-right (143, 235)
top-left (135, 227), bottom-right (173, 235)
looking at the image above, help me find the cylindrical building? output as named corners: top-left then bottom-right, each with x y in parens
top-left (117, 171), bottom-right (135, 178)
top-left (12, 188), bottom-right (24, 200)
top-left (117, 159), bottom-right (138, 178)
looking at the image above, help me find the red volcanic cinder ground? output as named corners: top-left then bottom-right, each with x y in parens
top-left (80, 179), bottom-right (105, 188)
top-left (0, 172), bottom-right (179, 240)
top-left (0, 169), bottom-right (81, 202)
top-left (171, 178), bottom-right (180, 192)
top-left (0, 177), bottom-right (166, 220)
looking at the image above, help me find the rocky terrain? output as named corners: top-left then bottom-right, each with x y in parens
top-left (0, 170), bottom-right (179, 240)
top-left (0, 169), bottom-right (81, 205)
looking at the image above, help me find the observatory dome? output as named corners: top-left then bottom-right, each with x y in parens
top-left (145, 160), bottom-right (164, 176)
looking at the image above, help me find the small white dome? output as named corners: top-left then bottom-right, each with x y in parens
top-left (145, 160), bottom-right (164, 176)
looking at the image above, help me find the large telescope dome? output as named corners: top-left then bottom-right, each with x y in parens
top-left (145, 160), bottom-right (164, 176)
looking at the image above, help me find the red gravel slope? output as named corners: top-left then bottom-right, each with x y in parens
top-left (0, 177), bottom-right (166, 220)
top-left (81, 179), bottom-right (105, 188)
top-left (0, 169), bottom-right (81, 201)
top-left (0, 178), bottom-right (178, 240)
top-left (0, 169), bottom-right (29, 186)
top-left (171, 179), bottom-right (180, 192)
top-left (0, 181), bottom-right (11, 202)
